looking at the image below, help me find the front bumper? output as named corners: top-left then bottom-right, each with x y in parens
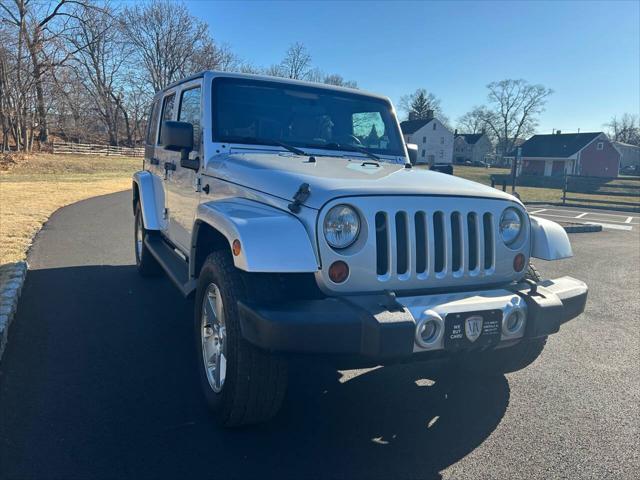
top-left (238, 276), bottom-right (587, 361)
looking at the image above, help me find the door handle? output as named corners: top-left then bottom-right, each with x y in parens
top-left (164, 162), bottom-right (176, 171)
top-left (149, 157), bottom-right (159, 165)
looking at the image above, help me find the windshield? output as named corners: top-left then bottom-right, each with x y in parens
top-left (212, 77), bottom-right (405, 159)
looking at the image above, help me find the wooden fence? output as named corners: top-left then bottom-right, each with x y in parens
top-left (562, 174), bottom-right (640, 211)
top-left (52, 142), bottom-right (144, 157)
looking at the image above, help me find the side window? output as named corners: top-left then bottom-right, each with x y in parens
top-left (178, 86), bottom-right (202, 148)
top-left (146, 100), bottom-right (160, 145)
top-left (157, 93), bottom-right (176, 145)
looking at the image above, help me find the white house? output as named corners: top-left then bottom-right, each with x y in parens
top-left (400, 111), bottom-right (454, 166)
top-left (613, 141), bottom-right (640, 170)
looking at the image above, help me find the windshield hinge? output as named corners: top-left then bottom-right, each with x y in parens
top-left (288, 183), bottom-right (311, 213)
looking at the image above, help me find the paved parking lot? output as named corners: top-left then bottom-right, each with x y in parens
top-left (1, 192), bottom-right (639, 479)
top-left (528, 206), bottom-right (638, 231)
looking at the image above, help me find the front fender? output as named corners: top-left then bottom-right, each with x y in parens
top-left (193, 198), bottom-right (319, 273)
top-left (132, 171), bottom-right (165, 231)
top-left (530, 215), bottom-right (573, 260)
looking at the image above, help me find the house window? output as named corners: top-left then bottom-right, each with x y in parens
top-left (432, 123), bottom-right (436, 130)
top-left (440, 137), bottom-right (444, 144)
top-left (439, 150), bottom-right (443, 159)
top-left (421, 150), bottom-right (425, 157)
top-left (423, 136), bottom-right (426, 143)
top-left (597, 142), bottom-right (604, 150)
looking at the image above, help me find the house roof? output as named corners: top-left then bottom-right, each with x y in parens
top-left (513, 132), bottom-right (602, 158)
top-left (455, 133), bottom-right (484, 144)
top-left (400, 118), bottom-right (434, 135)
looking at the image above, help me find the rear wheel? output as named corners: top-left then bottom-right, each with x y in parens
top-left (194, 251), bottom-right (287, 427)
top-left (134, 205), bottom-right (161, 276)
top-left (453, 263), bottom-right (547, 376)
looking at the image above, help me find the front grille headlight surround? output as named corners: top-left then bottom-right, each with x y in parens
top-left (499, 207), bottom-right (523, 247)
top-left (323, 204), bottom-right (360, 249)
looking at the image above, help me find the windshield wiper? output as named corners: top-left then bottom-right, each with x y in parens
top-left (230, 136), bottom-right (306, 156)
top-left (324, 142), bottom-right (380, 161)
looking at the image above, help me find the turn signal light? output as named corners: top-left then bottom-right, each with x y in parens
top-left (328, 261), bottom-right (349, 283)
top-left (232, 239), bottom-right (242, 256)
top-left (513, 253), bottom-right (525, 272)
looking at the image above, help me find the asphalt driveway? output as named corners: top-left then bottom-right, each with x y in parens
top-left (1, 190), bottom-right (638, 480)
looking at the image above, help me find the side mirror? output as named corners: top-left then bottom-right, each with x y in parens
top-left (406, 143), bottom-right (418, 165)
top-left (161, 121), bottom-right (199, 171)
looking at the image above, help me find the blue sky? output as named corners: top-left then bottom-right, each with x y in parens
top-left (184, 0), bottom-right (639, 134)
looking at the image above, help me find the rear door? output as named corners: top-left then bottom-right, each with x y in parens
top-left (164, 80), bottom-right (203, 253)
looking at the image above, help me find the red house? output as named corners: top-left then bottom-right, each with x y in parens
top-left (514, 131), bottom-right (621, 177)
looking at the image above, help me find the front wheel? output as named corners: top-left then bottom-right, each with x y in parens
top-left (194, 251), bottom-right (287, 427)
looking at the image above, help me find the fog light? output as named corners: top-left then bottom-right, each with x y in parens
top-left (420, 320), bottom-right (438, 344)
top-left (328, 261), bottom-right (349, 283)
top-left (415, 310), bottom-right (444, 349)
top-left (503, 308), bottom-right (525, 335)
top-left (513, 253), bottom-right (525, 272)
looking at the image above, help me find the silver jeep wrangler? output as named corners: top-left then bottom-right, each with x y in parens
top-left (132, 71), bottom-right (587, 426)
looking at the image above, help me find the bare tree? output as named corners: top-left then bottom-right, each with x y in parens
top-left (605, 113), bottom-right (639, 146)
top-left (481, 79), bottom-right (552, 157)
top-left (280, 41), bottom-right (312, 80)
top-left (1, 0), bottom-right (90, 145)
top-left (121, 0), bottom-right (213, 92)
top-left (399, 88), bottom-right (447, 122)
top-left (457, 106), bottom-right (489, 134)
top-left (322, 73), bottom-right (357, 88)
top-left (67, 3), bottom-right (132, 145)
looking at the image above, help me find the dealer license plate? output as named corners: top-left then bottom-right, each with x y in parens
top-left (444, 309), bottom-right (502, 351)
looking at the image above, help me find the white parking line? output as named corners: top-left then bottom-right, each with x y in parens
top-left (531, 212), bottom-right (639, 225)
top-left (585, 222), bottom-right (633, 231)
top-left (528, 208), bottom-right (547, 214)
top-left (535, 208), bottom-right (636, 220)
top-left (625, 217), bottom-right (633, 223)
top-left (575, 212), bottom-right (588, 218)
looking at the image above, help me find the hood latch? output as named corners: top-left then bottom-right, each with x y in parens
top-left (288, 183), bottom-right (311, 213)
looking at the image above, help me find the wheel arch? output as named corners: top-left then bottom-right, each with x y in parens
top-left (189, 198), bottom-right (319, 279)
top-left (132, 171), bottom-right (163, 230)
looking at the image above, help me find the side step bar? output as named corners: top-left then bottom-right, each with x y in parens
top-left (144, 234), bottom-right (197, 297)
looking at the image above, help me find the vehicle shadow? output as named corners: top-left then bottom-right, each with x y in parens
top-left (1, 265), bottom-right (510, 480)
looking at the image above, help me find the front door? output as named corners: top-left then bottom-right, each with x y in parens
top-left (164, 81), bottom-right (203, 253)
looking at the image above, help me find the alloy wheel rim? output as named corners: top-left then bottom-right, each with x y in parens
top-left (201, 283), bottom-right (227, 393)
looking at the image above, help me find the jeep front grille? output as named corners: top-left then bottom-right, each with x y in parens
top-left (317, 196), bottom-right (528, 294)
top-left (374, 209), bottom-right (496, 280)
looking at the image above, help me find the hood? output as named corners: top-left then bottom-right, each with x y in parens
top-left (204, 151), bottom-right (519, 209)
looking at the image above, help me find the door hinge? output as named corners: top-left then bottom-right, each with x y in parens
top-left (163, 208), bottom-right (169, 219)
top-left (195, 176), bottom-right (202, 192)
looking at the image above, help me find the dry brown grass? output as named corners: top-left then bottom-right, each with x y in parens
top-left (0, 153), bottom-right (139, 263)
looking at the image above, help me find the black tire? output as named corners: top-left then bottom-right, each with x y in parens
top-left (194, 251), bottom-right (287, 427)
top-left (134, 205), bottom-right (161, 276)
top-left (453, 263), bottom-right (547, 376)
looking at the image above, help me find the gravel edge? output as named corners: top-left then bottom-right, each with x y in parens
top-left (0, 262), bottom-right (28, 362)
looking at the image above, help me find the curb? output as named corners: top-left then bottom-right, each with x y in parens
top-left (563, 224), bottom-right (603, 233)
top-left (0, 262), bottom-right (28, 362)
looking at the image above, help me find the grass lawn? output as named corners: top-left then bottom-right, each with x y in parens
top-left (0, 153), bottom-right (139, 264)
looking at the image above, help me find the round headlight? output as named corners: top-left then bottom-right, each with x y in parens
top-left (323, 205), bottom-right (360, 249)
top-left (499, 207), bottom-right (523, 246)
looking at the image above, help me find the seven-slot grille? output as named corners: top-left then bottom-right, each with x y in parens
top-left (374, 209), bottom-right (496, 281)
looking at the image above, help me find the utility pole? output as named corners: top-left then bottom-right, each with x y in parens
top-left (511, 147), bottom-right (521, 196)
